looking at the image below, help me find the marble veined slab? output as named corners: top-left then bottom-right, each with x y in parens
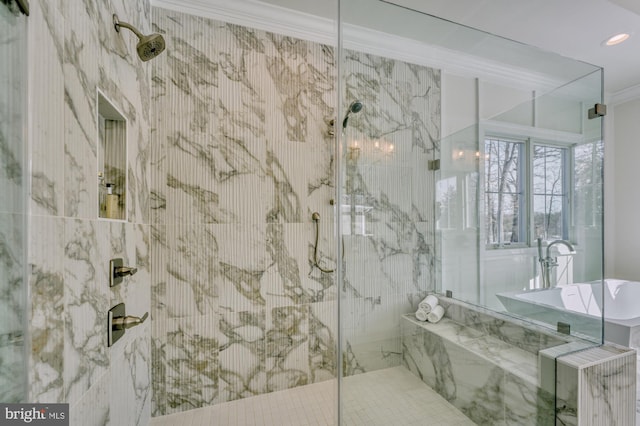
top-left (402, 313), bottom-right (560, 425)
top-left (403, 314), bottom-right (538, 384)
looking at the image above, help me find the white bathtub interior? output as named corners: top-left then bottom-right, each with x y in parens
top-left (498, 279), bottom-right (640, 345)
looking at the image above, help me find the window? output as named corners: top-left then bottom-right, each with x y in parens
top-left (484, 137), bottom-right (570, 247)
top-left (484, 138), bottom-right (525, 246)
top-left (573, 141), bottom-right (603, 228)
top-left (533, 145), bottom-right (568, 240)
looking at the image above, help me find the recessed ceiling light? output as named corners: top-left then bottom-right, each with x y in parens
top-left (604, 33), bottom-right (630, 46)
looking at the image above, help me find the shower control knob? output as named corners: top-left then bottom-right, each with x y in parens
top-left (112, 312), bottom-right (148, 330)
top-left (115, 265), bottom-right (138, 277)
top-left (108, 303), bottom-right (148, 346)
top-left (110, 258), bottom-right (137, 287)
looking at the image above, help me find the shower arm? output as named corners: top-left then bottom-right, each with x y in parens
top-left (114, 17), bottom-right (144, 40)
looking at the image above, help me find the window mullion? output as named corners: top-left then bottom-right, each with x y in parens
top-left (527, 139), bottom-right (534, 244)
top-left (563, 147), bottom-right (571, 241)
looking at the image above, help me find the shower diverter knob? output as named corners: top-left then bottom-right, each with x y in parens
top-left (110, 258), bottom-right (138, 287)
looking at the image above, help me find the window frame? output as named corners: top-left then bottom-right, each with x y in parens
top-left (482, 132), bottom-right (574, 250)
top-left (531, 142), bottom-right (571, 242)
top-left (483, 136), bottom-right (528, 248)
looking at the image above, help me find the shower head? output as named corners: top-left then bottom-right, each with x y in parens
top-left (113, 14), bottom-right (166, 62)
top-left (342, 100), bottom-right (363, 129)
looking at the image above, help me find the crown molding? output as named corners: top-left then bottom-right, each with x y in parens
top-left (610, 83), bottom-right (640, 106)
top-left (152, 0), bottom-right (337, 45)
top-left (152, 0), bottom-right (585, 95)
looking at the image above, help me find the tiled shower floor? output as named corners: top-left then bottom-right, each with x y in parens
top-left (150, 366), bottom-right (474, 426)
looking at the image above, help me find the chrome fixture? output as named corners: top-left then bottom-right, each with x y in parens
top-left (342, 100), bottom-right (363, 129)
top-left (113, 14), bottom-right (165, 61)
top-left (112, 312), bottom-right (148, 329)
top-left (110, 258), bottom-right (138, 287)
top-left (311, 212), bottom-right (334, 273)
top-left (108, 303), bottom-right (149, 346)
top-left (327, 119), bottom-right (336, 136)
top-left (327, 100), bottom-right (363, 135)
top-left (537, 238), bottom-right (576, 289)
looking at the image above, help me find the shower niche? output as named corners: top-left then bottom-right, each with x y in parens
top-left (97, 91), bottom-right (127, 220)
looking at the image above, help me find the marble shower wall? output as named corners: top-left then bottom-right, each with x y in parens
top-left (26, 0), bottom-right (152, 425)
top-left (341, 50), bottom-right (440, 374)
top-left (0, 3), bottom-right (27, 404)
top-left (150, 8), bottom-right (338, 416)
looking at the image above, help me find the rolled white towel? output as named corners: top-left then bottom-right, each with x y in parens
top-left (418, 295), bottom-right (439, 313)
top-left (415, 308), bottom-right (429, 322)
top-left (427, 305), bottom-right (445, 324)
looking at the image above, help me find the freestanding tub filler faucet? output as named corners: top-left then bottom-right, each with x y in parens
top-left (538, 238), bottom-right (576, 289)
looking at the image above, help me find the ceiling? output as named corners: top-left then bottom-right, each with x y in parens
top-left (256, 0), bottom-right (640, 94)
top-left (387, 0), bottom-right (640, 94)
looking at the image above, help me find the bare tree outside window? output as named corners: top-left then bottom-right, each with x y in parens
top-left (437, 177), bottom-right (457, 229)
top-left (574, 141), bottom-right (603, 228)
top-left (484, 138), bottom-right (570, 247)
top-left (533, 145), bottom-right (568, 240)
top-left (484, 138), bottom-right (524, 245)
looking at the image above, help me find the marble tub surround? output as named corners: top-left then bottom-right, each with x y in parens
top-left (340, 49), bottom-right (440, 375)
top-left (437, 295), bottom-right (573, 354)
top-left (552, 344), bottom-right (636, 426)
top-left (23, 0), bottom-right (152, 425)
top-left (401, 314), bottom-right (554, 425)
top-left (150, 8), bottom-right (338, 416)
top-left (403, 299), bottom-right (638, 426)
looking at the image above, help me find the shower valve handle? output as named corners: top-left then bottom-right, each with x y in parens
top-left (109, 258), bottom-right (138, 287)
top-left (114, 266), bottom-right (138, 277)
top-left (112, 312), bottom-right (148, 330)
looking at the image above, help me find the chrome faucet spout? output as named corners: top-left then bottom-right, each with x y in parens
top-left (545, 239), bottom-right (576, 259)
top-left (538, 239), bottom-right (575, 289)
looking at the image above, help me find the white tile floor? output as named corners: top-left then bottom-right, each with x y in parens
top-left (150, 366), bottom-right (474, 426)
top-left (341, 367), bottom-right (474, 426)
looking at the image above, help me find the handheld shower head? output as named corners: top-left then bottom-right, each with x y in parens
top-left (113, 14), bottom-right (166, 62)
top-left (342, 100), bottom-right (363, 129)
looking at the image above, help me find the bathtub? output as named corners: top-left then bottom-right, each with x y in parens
top-left (497, 279), bottom-right (640, 346)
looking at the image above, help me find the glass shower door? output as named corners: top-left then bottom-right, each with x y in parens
top-left (338, 1), bottom-right (455, 424)
top-left (338, 1), bottom-right (604, 425)
top-left (0, 1), bottom-right (28, 403)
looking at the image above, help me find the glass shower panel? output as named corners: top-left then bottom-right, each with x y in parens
top-left (468, 70), bottom-right (605, 340)
top-left (339, 1), bottom-right (442, 424)
top-left (339, 1), bottom-right (604, 425)
top-left (0, 3), bottom-right (28, 403)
